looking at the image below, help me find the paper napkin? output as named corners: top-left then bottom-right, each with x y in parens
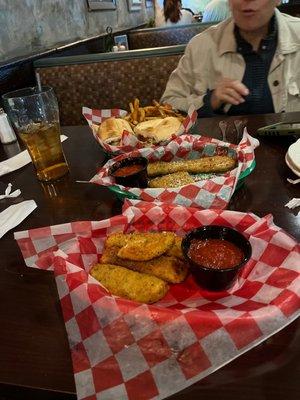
top-left (0, 183), bottom-right (21, 200)
top-left (285, 198), bottom-right (300, 215)
top-left (0, 200), bottom-right (37, 238)
top-left (0, 135), bottom-right (68, 177)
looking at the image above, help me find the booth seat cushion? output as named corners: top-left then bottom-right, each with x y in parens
top-left (35, 46), bottom-right (185, 126)
top-left (128, 22), bottom-right (216, 49)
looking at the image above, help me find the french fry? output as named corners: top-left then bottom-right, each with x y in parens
top-left (163, 109), bottom-right (176, 115)
top-left (162, 103), bottom-right (173, 110)
top-left (138, 108), bottom-right (146, 123)
top-left (122, 98), bottom-right (185, 127)
top-left (157, 106), bottom-right (166, 117)
top-left (134, 98), bottom-right (140, 110)
top-left (143, 106), bottom-right (158, 116)
top-left (132, 98), bottom-right (139, 124)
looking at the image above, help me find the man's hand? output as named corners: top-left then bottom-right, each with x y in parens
top-left (210, 78), bottom-right (249, 110)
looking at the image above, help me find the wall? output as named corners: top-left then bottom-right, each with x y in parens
top-left (0, 0), bottom-right (154, 63)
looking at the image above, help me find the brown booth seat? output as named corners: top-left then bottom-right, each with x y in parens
top-left (127, 22), bottom-right (216, 49)
top-left (34, 45), bottom-right (186, 126)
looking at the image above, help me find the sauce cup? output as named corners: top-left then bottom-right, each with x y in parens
top-left (182, 225), bottom-right (252, 291)
top-left (109, 156), bottom-right (148, 188)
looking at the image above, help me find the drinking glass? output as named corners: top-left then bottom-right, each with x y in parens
top-left (2, 86), bottom-right (69, 182)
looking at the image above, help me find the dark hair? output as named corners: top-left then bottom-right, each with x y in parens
top-left (163, 0), bottom-right (182, 23)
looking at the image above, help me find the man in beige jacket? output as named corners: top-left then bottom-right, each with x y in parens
top-left (161, 0), bottom-right (300, 116)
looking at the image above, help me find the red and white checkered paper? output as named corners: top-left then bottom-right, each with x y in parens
top-left (90, 130), bottom-right (259, 209)
top-left (82, 106), bottom-right (197, 154)
top-left (14, 200), bottom-right (300, 400)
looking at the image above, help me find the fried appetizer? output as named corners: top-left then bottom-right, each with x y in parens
top-left (90, 263), bottom-right (169, 304)
top-left (166, 236), bottom-right (184, 260)
top-left (117, 232), bottom-right (175, 261)
top-left (101, 246), bottom-right (188, 283)
top-left (105, 232), bottom-right (130, 248)
top-left (149, 171), bottom-right (194, 188)
top-left (106, 232), bottom-right (174, 249)
top-left (148, 156), bottom-right (236, 177)
top-left (123, 98), bottom-right (185, 127)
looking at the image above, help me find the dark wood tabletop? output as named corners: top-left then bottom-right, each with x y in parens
top-left (0, 112), bottom-right (299, 400)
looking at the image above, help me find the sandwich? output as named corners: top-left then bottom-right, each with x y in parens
top-left (134, 116), bottom-right (182, 144)
top-left (97, 117), bottom-right (134, 144)
top-left (286, 138), bottom-right (300, 173)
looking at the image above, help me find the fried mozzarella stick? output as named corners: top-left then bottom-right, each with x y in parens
top-left (108, 232), bottom-right (175, 261)
top-left (90, 263), bottom-right (169, 304)
top-left (101, 246), bottom-right (188, 283)
top-left (166, 236), bottom-right (183, 260)
top-left (105, 232), bottom-right (184, 260)
top-left (147, 155), bottom-right (236, 177)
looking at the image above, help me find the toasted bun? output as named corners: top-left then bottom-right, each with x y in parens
top-left (287, 138), bottom-right (300, 172)
top-left (134, 117), bottom-right (182, 143)
top-left (97, 117), bottom-right (133, 144)
top-left (133, 118), bottom-right (163, 137)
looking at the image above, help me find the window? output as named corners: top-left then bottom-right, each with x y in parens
top-left (127, 0), bottom-right (142, 12)
top-left (87, 0), bottom-right (117, 11)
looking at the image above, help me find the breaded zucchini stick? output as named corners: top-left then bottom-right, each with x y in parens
top-left (147, 155), bottom-right (236, 177)
top-left (90, 263), bottom-right (169, 304)
top-left (149, 171), bottom-right (194, 188)
top-left (101, 246), bottom-right (188, 283)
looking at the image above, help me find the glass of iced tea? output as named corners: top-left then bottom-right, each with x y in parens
top-left (2, 86), bottom-right (69, 182)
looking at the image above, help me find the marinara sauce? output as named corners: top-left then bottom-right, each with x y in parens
top-left (188, 238), bottom-right (244, 269)
top-left (113, 164), bottom-right (143, 177)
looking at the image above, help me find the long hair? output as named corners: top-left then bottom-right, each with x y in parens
top-left (163, 0), bottom-right (182, 23)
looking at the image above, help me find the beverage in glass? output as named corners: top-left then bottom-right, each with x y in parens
top-left (2, 86), bottom-right (69, 182)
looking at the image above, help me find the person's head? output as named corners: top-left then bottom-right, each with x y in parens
top-left (202, 0), bottom-right (231, 23)
top-left (198, 0), bottom-right (214, 14)
top-left (228, 0), bottom-right (280, 32)
top-left (164, 0), bottom-right (182, 23)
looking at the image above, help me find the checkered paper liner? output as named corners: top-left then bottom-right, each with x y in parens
top-left (82, 106), bottom-right (197, 154)
top-left (14, 200), bottom-right (300, 400)
top-left (90, 130), bottom-right (259, 209)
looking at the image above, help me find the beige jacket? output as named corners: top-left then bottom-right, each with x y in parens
top-left (161, 9), bottom-right (300, 114)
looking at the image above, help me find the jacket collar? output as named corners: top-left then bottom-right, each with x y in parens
top-left (218, 18), bottom-right (236, 56)
top-left (276, 9), bottom-right (300, 54)
top-left (218, 8), bottom-right (299, 56)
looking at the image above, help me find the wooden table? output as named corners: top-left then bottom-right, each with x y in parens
top-left (0, 113), bottom-right (299, 400)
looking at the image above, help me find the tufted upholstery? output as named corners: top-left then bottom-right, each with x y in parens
top-left (35, 46), bottom-right (185, 126)
top-left (128, 22), bottom-right (216, 49)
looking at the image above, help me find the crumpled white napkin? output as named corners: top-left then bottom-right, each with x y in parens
top-left (0, 134), bottom-right (68, 177)
top-left (285, 198), bottom-right (300, 216)
top-left (0, 200), bottom-right (37, 238)
top-left (0, 183), bottom-right (21, 200)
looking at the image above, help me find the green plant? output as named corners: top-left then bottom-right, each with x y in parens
top-left (147, 17), bottom-right (155, 28)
